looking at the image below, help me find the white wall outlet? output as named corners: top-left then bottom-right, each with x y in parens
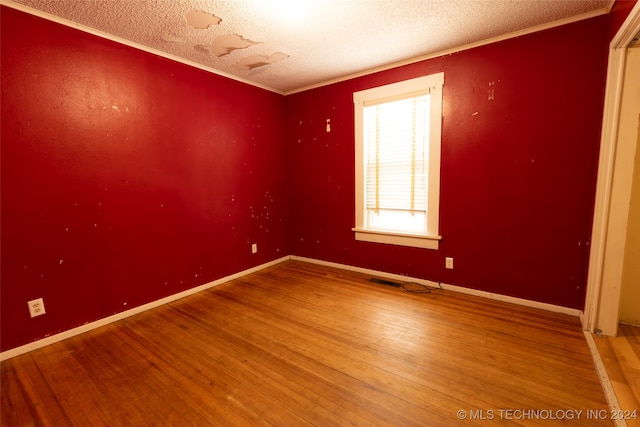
top-left (28, 298), bottom-right (46, 318)
top-left (445, 257), bottom-right (454, 269)
top-left (251, 243), bottom-right (258, 254)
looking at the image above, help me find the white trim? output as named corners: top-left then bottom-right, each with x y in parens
top-left (0, 253), bottom-right (588, 359)
top-left (291, 256), bottom-right (582, 317)
top-left (353, 73), bottom-right (444, 250)
top-left (584, 47), bottom-right (626, 334)
top-left (0, 256), bottom-right (290, 362)
top-left (0, 0), bottom-right (284, 95)
top-left (0, 0), bottom-right (609, 97)
top-left (353, 74), bottom-right (444, 102)
top-left (620, 320), bottom-right (640, 327)
top-left (440, 282), bottom-right (581, 318)
top-left (583, 331), bottom-right (627, 427)
top-left (285, 8), bottom-right (610, 95)
top-left (353, 229), bottom-right (441, 250)
top-left (584, 1), bottom-right (640, 335)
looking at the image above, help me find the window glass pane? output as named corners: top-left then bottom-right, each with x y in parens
top-left (363, 94), bottom-right (430, 233)
top-left (367, 209), bottom-right (427, 233)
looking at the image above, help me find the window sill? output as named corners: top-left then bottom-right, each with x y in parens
top-left (352, 228), bottom-right (441, 250)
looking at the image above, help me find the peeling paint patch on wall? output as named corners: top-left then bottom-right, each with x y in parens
top-left (185, 10), bottom-right (221, 29)
top-left (234, 52), bottom-right (289, 70)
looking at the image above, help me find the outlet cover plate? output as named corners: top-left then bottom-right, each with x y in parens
top-left (445, 257), bottom-right (454, 269)
top-left (28, 298), bottom-right (46, 318)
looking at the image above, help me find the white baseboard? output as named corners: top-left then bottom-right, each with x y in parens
top-left (583, 331), bottom-right (627, 427)
top-left (619, 320), bottom-right (640, 328)
top-left (2, 254), bottom-right (584, 361)
top-left (291, 256), bottom-right (583, 318)
top-left (0, 256), bottom-right (290, 362)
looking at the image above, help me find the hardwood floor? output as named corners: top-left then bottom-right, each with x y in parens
top-left (2, 260), bottom-right (613, 426)
top-left (593, 324), bottom-right (640, 427)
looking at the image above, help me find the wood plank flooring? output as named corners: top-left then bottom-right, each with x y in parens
top-left (2, 260), bottom-right (613, 426)
top-left (593, 324), bottom-right (640, 427)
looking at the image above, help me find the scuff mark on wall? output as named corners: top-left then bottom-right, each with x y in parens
top-left (488, 81), bottom-right (495, 100)
top-left (488, 80), bottom-right (501, 100)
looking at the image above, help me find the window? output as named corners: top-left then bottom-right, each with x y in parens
top-left (353, 73), bottom-right (444, 250)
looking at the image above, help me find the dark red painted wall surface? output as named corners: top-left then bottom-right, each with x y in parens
top-left (1, 8), bottom-right (289, 351)
top-left (2, 2), bottom-right (635, 352)
top-left (286, 16), bottom-right (611, 310)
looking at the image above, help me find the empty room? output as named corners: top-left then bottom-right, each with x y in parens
top-left (2, 0), bottom-right (639, 425)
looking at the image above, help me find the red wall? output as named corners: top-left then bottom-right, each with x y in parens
top-left (286, 16), bottom-right (610, 310)
top-left (1, 8), bottom-right (289, 351)
top-left (2, 3), bottom-right (634, 352)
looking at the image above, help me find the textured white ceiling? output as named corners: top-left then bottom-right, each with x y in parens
top-left (4, 0), bottom-right (613, 94)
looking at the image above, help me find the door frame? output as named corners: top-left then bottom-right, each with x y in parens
top-left (584, 1), bottom-right (640, 335)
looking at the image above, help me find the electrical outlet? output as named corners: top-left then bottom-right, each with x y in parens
top-left (251, 243), bottom-right (258, 254)
top-left (28, 298), bottom-right (46, 318)
top-left (445, 257), bottom-right (454, 269)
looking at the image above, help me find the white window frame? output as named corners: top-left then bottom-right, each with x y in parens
top-left (352, 73), bottom-right (444, 250)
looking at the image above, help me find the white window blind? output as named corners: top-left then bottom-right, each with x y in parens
top-left (363, 94), bottom-right (430, 215)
